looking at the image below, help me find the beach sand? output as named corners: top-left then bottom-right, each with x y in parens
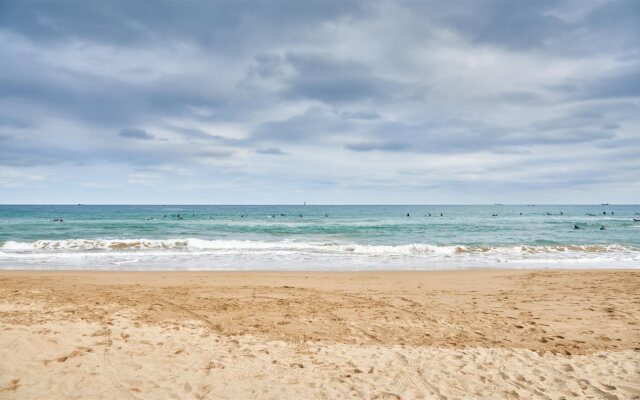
top-left (0, 269), bottom-right (638, 399)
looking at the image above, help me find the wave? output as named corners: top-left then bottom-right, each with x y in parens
top-left (2, 238), bottom-right (638, 256)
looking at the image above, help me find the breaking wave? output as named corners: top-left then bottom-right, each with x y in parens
top-left (2, 238), bottom-right (638, 256)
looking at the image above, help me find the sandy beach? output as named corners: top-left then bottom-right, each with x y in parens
top-left (0, 269), bottom-right (638, 399)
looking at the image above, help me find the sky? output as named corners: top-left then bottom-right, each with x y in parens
top-left (0, 0), bottom-right (639, 204)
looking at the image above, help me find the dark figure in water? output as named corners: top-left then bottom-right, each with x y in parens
top-left (520, 212), bottom-right (523, 215)
top-left (574, 224), bottom-right (582, 230)
top-left (163, 214), bottom-right (166, 218)
top-left (299, 214), bottom-right (303, 218)
top-left (611, 211), bottom-right (614, 215)
top-left (560, 211), bottom-right (563, 215)
top-left (603, 211), bottom-right (607, 215)
top-left (428, 213), bottom-right (432, 217)
top-left (280, 213), bottom-right (286, 217)
top-left (407, 213), bottom-right (410, 217)
top-left (600, 225), bottom-right (606, 230)
top-left (547, 212), bottom-right (551, 215)
top-left (177, 214), bottom-right (181, 218)
top-left (440, 212), bottom-right (443, 217)
top-left (492, 214), bottom-right (498, 217)
top-left (325, 214), bottom-right (328, 218)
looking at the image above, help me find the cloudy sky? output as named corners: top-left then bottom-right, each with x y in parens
top-left (1, 1), bottom-right (639, 204)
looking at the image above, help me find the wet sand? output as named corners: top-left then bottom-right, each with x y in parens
top-left (0, 269), bottom-right (638, 399)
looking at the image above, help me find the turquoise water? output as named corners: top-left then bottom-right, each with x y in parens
top-left (1, 205), bottom-right (639, 270)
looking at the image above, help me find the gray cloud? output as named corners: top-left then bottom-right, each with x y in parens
top-left (443, 1), bottom-right (568, 50)
top-left (282, 53), bottom-right (404, 103)
top-left (252, 108), bottom-right (351, 143)
top-left (255, 147), bottom-right (288, 155)
top-left (242, 51), bottom-right (415, 105)
top-left (0, 1), bottom-right (367, 50)
top-left (119, 128), bottom-right (154, 140)
top-left (581, 69), bottom-right (640, 99)
top-left (338, 110), bottom-right (382, 120)
top-left (345, 142), bottom-right (410, 152)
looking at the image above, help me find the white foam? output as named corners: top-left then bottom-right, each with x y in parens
top-left (1, 239), bottom-right (639, 270)
top-left (1, 239), bottom-right (638, 255)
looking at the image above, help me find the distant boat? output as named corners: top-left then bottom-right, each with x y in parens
top-left (601, 203), bottom-right (609, 205)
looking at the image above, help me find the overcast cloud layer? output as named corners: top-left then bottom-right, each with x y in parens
top-left (1, 0), bottom-right (639, 204)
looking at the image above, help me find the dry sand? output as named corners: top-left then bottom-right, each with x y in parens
top-left (0, 269), bottom-right (638, 399)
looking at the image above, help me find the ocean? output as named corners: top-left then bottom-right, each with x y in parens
top-left (1, 205), bottom-right (639, 270)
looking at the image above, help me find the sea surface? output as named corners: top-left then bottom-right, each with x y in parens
top-left (1, 205), bottom-right (639, 270)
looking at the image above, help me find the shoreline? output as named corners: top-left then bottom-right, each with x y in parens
top-left (3, 263), bottom-right (640, 271)
top-left (1, 269), bottom-right (638, 398)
